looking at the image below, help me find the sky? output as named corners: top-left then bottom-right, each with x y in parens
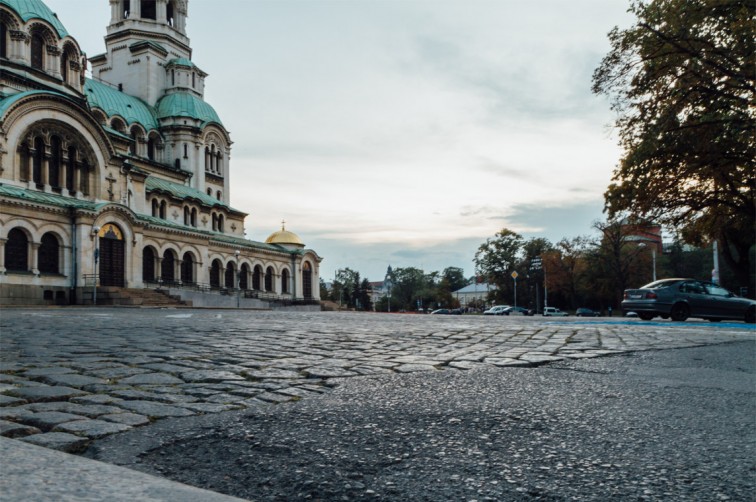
top-left (45, 0), bottom-right (634, 283)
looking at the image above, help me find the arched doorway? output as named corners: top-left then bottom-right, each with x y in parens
top-left (162, 250), bottom-right (176, 283)
top-left (181, 252), bottom-right (194, 284)
top-left (224, 262), bottom-right (235, 289)
top-left (210, 259), bottom-right (222, 288)
top-left (98, 223), bottom-right (125, 287)
top-left (143, 246), bottom-right (156, 282)
top-left (302, 261), bottom-right (312, 299)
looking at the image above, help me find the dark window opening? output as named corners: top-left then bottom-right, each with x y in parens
top-left (39, 233), bottom-right (59, 274)
top-left (143, 246), bottom-right (155, 282)
top-left (141, 0), bottom-right (157, 20)
top-left (181, 252), bottom-right (194, 284)
top-left (225, 263), bottom-right (234, 289)
top-left (162, 251), bottom-right (175, 282)
top-left (31, 33), bottom-right (44, 70)
top-left (210, 260), bottom-right (221, 288)
top-left (265, 267), bottom-right (273, 292)
top-left (1, 22), bottom-right (7, 59)
top-left (5, 228), bottom-right (28, 272)
top-left (49, 136), bottom-right (61, 189)
top-left (33, 137), bottom-right (44, 186)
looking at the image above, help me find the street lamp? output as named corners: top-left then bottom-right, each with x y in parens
top-left (638, 242), bottom-right (657, 282)
top-left (92, 226), bottom-right (100, 306)
top-left (235, 250), bottom-right (241, 308)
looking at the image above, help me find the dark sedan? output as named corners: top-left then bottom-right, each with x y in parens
top-left (576, 308), bottom-right (601, 317)
top-left (622, 278), bottom-right (756, 323)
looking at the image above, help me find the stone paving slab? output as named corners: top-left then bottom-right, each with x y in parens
top-left (0, 308), bottom-right (753, 449)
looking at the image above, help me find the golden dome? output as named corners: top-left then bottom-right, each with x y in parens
top-left (265, 221), bottom-right (305, 247)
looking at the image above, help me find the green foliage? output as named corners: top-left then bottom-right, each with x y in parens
top-left (593, 0), bottom-right (755, 286)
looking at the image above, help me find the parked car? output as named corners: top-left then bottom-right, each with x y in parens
top-left (575, 308), bottom-right (600, 317)
top-left (502, 306), bottom-right (531, 316)
top-left (430, 309), bottom-right (451, 315)
top-left (543, 307), bottom-right (568, 317)
top-left (622, 278), bottom-right (756, 323)
top-left (483, 305), bottom-right (510, 315)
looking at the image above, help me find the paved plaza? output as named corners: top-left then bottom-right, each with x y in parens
top-left (0, 308), bottom-right (753, 451)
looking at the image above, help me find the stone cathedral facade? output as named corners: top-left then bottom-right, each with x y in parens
top-left (0, 0), bottom-right (321, 306)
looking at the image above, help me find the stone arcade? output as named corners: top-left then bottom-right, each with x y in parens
top-left (0, 0), bottom-right (321, 307)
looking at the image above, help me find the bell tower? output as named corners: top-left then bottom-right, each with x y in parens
top-left (89, 0), bottom-right (202, 105)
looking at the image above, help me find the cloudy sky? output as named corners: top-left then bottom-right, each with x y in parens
top-left (46, 0), bottom-right (633, 282)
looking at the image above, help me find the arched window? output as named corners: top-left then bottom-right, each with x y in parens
top-left (5, 228), bottom-right (29, 272)
top-left (171, 69), bottom-right (175, 85)
top-left (302, 261), bottom-right (313, 299)
top-left (152, 199), bottom-right (159, 217)
top-left (207, 188), bottom-right (212, 196)
top-left (210, 259), bottom-right (222, 288)
top-left (218, 214), bottom-right (225, 232)
top-left (38, 233), bottom-right (59, 274)
top-left (159, 200), bottom-right (166, 219)
top-left (142, 246), bottom-right (156, 282)
top-left (183, 206), bottom-right (190, 225)
top-left (49, 136), bottom-right (61, 189)
top-left (212, 213), bottom-right (218, 231)
top-left (265, 267), bottom-right (273, 292)
top-left (31, 33), bottom-right (44, 70)
top-left (66, 146), bottom-right (76, 191)
top-left (147, 137), bottom-right (156, 160)
top-left (162, 250), bottom-right (175, 283)
top-left (61, 50), bottom-right (69, 83)
top-left (33, 137), bottom-right (44, 186)
top-left (225, 262), bottom-right (234, 289)
top-left (252, 265), bottom-right (262, 290)
top-left (1, 21), bottom-right (7, 59)
top-left (19, 142), bottom-right (30, 181)
top-left (167, 1), bottom-right (175, 26)
top-left (80, 158), bottom-right (90, 195)
top-left (240, 263), bottom-right (249, 290)
top-left (191, 208), bottom-right (197, 227)
top-left (181, 252), bottom-right (194, 284)
top-left (216, 190), bottom-right (222, 201)
top-left (281, 269), bottom-right (290, 294)
top-left (129, 129), bottom-right (138, 156)
top-left (122, 0), bottom-right (131, 18)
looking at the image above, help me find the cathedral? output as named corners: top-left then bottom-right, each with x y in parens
top-left (0, 0), bottom-right (322, 307)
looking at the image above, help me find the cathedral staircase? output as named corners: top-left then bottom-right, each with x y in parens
top-left (89, 287), bottom-right (192, 307)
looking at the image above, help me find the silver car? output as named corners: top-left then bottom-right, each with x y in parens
top-left (622, 278), bottom-right (756, 323)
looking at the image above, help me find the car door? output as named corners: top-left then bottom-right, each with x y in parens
top-left (704, 283), bottom-right (740, 319)
top-left (678, 281), bottom-right (713, 318)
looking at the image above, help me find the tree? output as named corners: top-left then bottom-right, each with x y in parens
top-left (587, 219), bottom-right (653, 308)
top-left (593, 0), bottom-right (755, 289)
top-left (542, 237), bottom-right (592, 310)
top-left (474, 228), bottom-right (524, 305)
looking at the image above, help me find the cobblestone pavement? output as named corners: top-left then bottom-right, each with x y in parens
top-left (0, 309), bottom-right (753, 451)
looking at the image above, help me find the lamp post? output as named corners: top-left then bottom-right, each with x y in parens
top-left (235, 250), bottom-right (241, 308)
top-left (92, 226), bottom-right (100, 306)
top-left (384, 265), bottom-right (393, 313)
top-left (638, 242), bottom-right (657, 282)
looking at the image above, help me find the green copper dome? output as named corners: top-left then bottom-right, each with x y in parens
top-left (84, 78), bottom-right (159, 131)
top-left (1, 0), bottom-right (69, 38)
top-left (156, 92), bottom-right (222, 126)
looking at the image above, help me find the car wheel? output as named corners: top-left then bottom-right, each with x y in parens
top-left (638, 313), bottom-right (654, 321)
top-left (670, 303), bottom-right (690, 322)
top-left (746, 307), bottom-right (756, 324)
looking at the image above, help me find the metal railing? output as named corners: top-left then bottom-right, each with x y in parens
top-left (142, 279), bottom-right (317, 304)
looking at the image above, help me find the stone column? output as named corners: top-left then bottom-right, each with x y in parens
top-left (31, 242), bottom-right (41, 276)
top-left (0, 238), bottom-right (6, 274)
top-left (156, 0), bottom-right (168, 23)
top-left (110, 0), bottom-right (121, 23)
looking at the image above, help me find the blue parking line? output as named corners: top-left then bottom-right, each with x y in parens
top-left (545, 319), bottom-right (755, 330)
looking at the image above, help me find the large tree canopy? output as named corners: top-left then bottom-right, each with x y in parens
top-left (593, 0), bottom-right (755, 286)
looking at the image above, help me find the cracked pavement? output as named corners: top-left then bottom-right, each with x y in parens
top-left (0, 308), bottom-right (753, 452)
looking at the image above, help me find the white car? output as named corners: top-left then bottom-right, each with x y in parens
top-left (483, 305), bottom-right (510, 315)
top-left (543, 307), bottom-right (568, 317)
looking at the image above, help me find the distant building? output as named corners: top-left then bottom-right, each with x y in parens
top-left (453, 282), bottom-right (496, 308)
top-left (0, 0), bottom-right (321, 306)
